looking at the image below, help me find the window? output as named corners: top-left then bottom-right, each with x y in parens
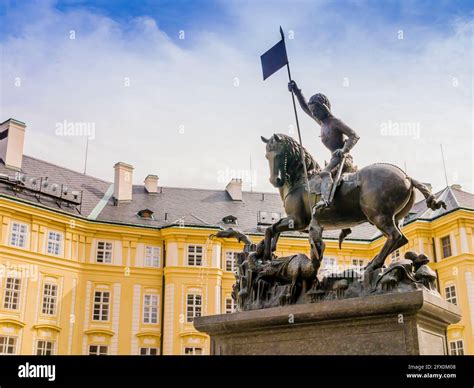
top-left (0, 336), bottom-right (16, 355)
top-left (449, 340), bottom-right (464, 355)
top-left (441, 236), bottom-right (452, 258)
top-left (93, 291), bottom-right (110, 321)
top-left (140, 347), bottom-right (158, 355)
top-left (96, 241), bottom-right (113, 263)
top-left (88, 345), bottom-right (108, 355)
top-left (184, 347), bottom-right (203, 355)
top-left (187, 245), bottom-right (203, 266)
top-left (47, 231), bottom-right (62, 256)
top-left (322, 257), bottom-right (337, 271)
top-left (186, 294), bottom-right (202, 322)
top-left (351, 259), bottom-right (366, 269)
top-left (10, 222), bottom-right (27, 248)
top-left (391, 250), bottom-right (400, 262)
top-left (143, 294), bottom-right (158, 324)
top-left (144, 246), bottom-right (160, 267)
top-left (225, 298), bottom-right (236, 314)
top-left (225, 251), bottom-right (238, 272)
top-left (445, 285), bottom-right (457, 305)
top-left (3, 277), bottom-right (21, 310)
top-left (41, 283), bottom-right (58, 315)
top-left (36, 340), bottom-right (54, 355)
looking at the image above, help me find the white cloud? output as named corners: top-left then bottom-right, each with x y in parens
top-left (0, 1), bottom-right (472, 193)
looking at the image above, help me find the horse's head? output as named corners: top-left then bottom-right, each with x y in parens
top-left (261, 134), bottom-right (287, 188)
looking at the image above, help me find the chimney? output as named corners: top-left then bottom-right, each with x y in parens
top-left (0, 118), bottom-right (26, 171)
top-left (144, 174), bottom-right (159, 194)
top-left (226, 178), bottom-right (242, 201)
top-left (113, 162), bottom-right (134, 203)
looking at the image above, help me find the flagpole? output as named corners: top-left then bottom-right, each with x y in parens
top-left (280, 27), bottom-right (312, 203)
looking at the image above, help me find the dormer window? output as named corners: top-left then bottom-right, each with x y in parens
top-left (222, 215), bottom-right (238, 225)
top-left (137, 209), bottom-right (154, 220)
top-left (258, 211), bottom-right (281, 226)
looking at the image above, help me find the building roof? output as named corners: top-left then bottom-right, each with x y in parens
top-left (0, 155), bottom-right (473, 242)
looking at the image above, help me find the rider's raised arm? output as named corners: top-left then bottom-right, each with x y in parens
top-left (334, 118), bottom-right (360, 153)
top-left (289, 81), bottom-right (320, 125)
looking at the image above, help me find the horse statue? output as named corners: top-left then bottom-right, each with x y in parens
top-left (260, 133), bottom-right (446, 275)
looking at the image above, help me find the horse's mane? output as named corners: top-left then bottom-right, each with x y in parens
top-left (275, 134), bottom-right (320, 177)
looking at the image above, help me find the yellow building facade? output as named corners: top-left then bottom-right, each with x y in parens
top-left (0, 193), bottom-right (472, 355)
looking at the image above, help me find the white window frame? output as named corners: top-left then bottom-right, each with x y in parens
top-left (0, 335), bottom-right (17, 355)
top-left (144, 246), bottom-right (161, 268)
top-left (88, 344), bottom-right (109, 355)
top-left (391, 250), bottom-right (400, 262)
top-left (322, 257), bottom-right (338, 271)
top-left (351, 259), bottom-right (366, 269)
top-left (92, 290), bottom-right (110, 321)
top-left (10, 221), bottom-right (28, 248)
top-left (36, 340), bottom-right (55, 355)
top-left (184, 347), bottom-right (203, 355)
top-left (41, 282), bottom-right (58, 315)
top-left (143, 294), bottom-right (158, 324)
top-left (187, 245), bottom-right (203, 266)
top-left (96, 241), bottom-right (113, 264)
top-left (449, 340), bottom-right (464, 355)
top-left (47, 231), bottom-right (63, 256)
top-left (225, 251), bottom-right (238, 272)
top-left (186, 293), bottom-right (202, 323)
top-left (3, 277), bottom-right (22, 310)
top-left (139, 347), bottom-right (158, 355)
top-left (225, 297), bottom-right (236, 314)
top-left (441, 235), bottom-right (452, 258)
top-left (445, 284), bottom-right (457, 305)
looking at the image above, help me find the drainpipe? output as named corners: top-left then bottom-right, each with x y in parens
top-left (159, 240), bottom-right (167, 355)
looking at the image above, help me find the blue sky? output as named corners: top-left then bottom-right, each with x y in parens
top-left (0, 0), bottom-right (472, 192)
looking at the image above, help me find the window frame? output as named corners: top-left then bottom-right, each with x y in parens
top-left (92, 290), bottom-right (110, 322)
top-left (143, 293), bottom-right (159, 324)
top-left (41, 282), bottom-right (58, 316)
top-left (225, 297), bottom-right (236, 314)
top-left (139, 347), bottom-right (158, 355)
top-left (36, 340), bottom-right (54, 355)
top-left (46, 230), bottom-right (63, 256)
top-left (187, 245), bottom-right (204, 267)
top-left (3, 277), bottom-right (22, 310)
top-left (444, 284), bottom-right (457, 305)
top-left (144, 246), bottom-right (161, 268)
top-left (225, 251), bottom-right (238, 272)
top-left (88, 344), bottom-right (109, 355)
top-left (9, 221), bottom-right (28, 248)
top-left (449, 340), bottom-right (464, 355)
top-left (96, 241), bottom-right (113, 264)
top-left (0, 335), bottom-right (17, 355)
top-left (184, 347), bottom-right (203, 355)
top-left (186, 293), bottom-right (202, 323)
top-left (441, 235), bottom-right (452, 258)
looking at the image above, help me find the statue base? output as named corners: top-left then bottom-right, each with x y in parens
top-left (194, 290), bottom-right (460, 355)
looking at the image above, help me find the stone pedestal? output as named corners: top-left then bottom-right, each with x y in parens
top-left (194, 290), bottom-right (460, 355)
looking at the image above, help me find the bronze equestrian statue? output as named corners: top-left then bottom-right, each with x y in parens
top-left (260, 133), bottom-right (446, 275)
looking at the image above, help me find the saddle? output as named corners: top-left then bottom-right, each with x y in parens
top-left (309, 171), bottom-right (360, 196)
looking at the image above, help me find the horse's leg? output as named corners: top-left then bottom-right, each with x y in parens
top-left (264, 217), bottom-right (303, 260)
top-left (308, 217), bottom-right (324, 274)
top-left (270, 232), bottom-right (280, 253)
top-left (365, 216), bottom-right (408, 272)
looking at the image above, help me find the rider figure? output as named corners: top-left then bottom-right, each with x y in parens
top-left (288, 80), bottom-right (360, 210)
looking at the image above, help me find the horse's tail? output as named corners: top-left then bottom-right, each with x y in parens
top-left (410, 178), bottom-right (447, 211)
